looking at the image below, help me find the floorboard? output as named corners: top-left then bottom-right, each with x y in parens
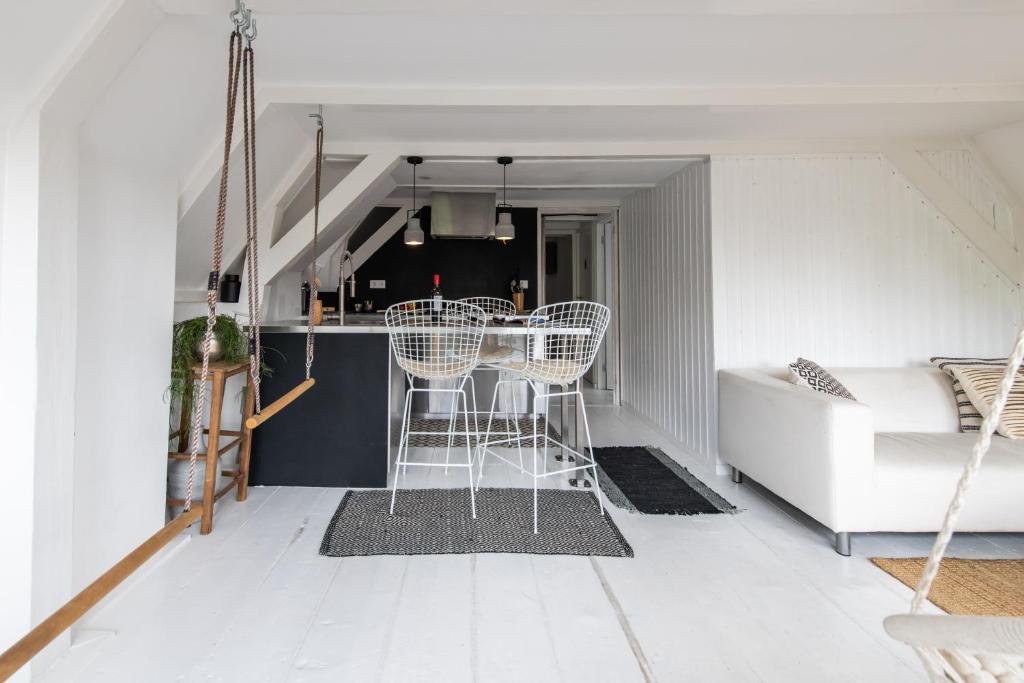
top-left (36, 405), bottom-right (1024, 682)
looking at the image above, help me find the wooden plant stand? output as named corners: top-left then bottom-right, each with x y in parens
top-left (168, 360), bottom-right (255, 534)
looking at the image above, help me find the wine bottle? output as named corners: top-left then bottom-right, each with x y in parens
top-left (301, 280), bottom-right (311, 316)
top-left (431, 273), bottom-right (442, 322)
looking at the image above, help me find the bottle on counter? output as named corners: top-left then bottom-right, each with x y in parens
top-left (431, 273), bottom-right (442, 322)
top-left (510, 278), bottom-right (524, 313)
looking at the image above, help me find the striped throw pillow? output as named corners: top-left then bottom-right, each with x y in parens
top-left (931, 357), bottom-right (1024, 438)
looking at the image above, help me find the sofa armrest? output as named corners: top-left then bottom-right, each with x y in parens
top-left (718, 369), bottom-right (874, 532)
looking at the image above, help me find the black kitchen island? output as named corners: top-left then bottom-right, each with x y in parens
top-left (249, 316), bottom-right (562, 489)
top-left (250, 323), bottom-right (400, 488)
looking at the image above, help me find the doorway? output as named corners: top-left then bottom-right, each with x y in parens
top-left (544, 234), bottom-right (575, 304)
top-left (540, 212), bottom-right (619, 404)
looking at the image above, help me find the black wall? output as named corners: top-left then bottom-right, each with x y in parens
top-left (350, 206), bottom-right (537, 310)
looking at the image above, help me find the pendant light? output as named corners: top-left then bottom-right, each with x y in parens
top-left (404, 156), bottom-right (425, 246)
top-left (495, 156), bottom-right (515, 242)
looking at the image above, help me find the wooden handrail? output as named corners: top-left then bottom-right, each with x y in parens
top-left (244, 378), bottom-right (315, 429)
top-left (0, 506), bottom-right (203, 680)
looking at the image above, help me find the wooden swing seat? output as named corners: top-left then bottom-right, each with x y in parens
top-left (244, 377), bottom-right (315, 429)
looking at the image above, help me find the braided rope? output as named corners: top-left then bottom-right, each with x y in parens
top-left (305, 124), bottom-right (324, 380)
top-left (185, 30), bottom-right (243, 511)
top-left (241, 42), bottom-right (262, 414)
top-left (910, 325), bottom-right (1024, 615)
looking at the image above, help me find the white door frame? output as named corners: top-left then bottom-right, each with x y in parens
top-left (538, 207), bottom-right (621, 403)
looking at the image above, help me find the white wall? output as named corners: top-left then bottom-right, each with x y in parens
top-left (265, 270), bottom-right (304, 322)
top-left (710, 153), bottom-right (1023, 373)
top-left (920, 149), bottom-right (1016, 248)
top-left (975, 121), bottom-right (1024, 214)
top-left (0, 112), bottom-right (42, 679)
top-left (620, 161), bottom-right (715, 459)
top-left (74, 153), bottom-right (177, 591)
top-left (31, 117), bottom-right (79, 671)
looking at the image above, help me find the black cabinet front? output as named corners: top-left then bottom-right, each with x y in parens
top-left (250, 332), bottom-right (389, 488)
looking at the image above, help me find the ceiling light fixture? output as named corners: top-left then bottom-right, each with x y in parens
top-left (404, 156), bottom-right (424, 246)
top-left (495, 156), bottom-right (515, 242)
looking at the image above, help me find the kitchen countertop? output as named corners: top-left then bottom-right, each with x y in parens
top-left (258, 314), bottom-right (585, 335)
top-left (259, 318), bottom-right (389, 333)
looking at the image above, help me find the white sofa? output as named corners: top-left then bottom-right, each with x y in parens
top-left (718, 367), bottom-right (1024, 555)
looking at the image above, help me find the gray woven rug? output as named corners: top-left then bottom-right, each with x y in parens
top-left (319, 488), bottom-right (633, 558)
top-left (406, 416), bottom-right (560, 448)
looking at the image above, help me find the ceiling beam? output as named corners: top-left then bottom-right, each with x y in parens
top-left (178, 96), bottom-right (281, 221)
top-left (391, 184), bottom-right (656, 190)
top-left (262, 84), bottom-right (1024, 108)
top-left (264, 152), bottom-right (400, 281)
top-left (959, 137), bottom-right (1024, 249)
top-left (349, 155), bottom-right (703, 164)
top-left (349, 205), bottom-right (412, 272)
top-left (884, 146), bottom-right (1024, 286)
top-left (157, 0), bottom-right (1024, 16)
top-left (322, 138), bottom-right (962, 158)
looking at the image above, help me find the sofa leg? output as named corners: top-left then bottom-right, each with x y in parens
top-left (731, 467), bottom-right (743, 484)
top-left (834, 532), bottom-right (851, 556)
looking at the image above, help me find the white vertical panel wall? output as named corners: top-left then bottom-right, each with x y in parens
top-left (711, 154), bottom-right (1023, 373)
top-left (620, 161), bottom-right (715, 458)
top-left (920, 150), bottom-right (1016, 247)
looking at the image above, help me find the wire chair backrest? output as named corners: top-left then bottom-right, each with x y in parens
top-left (523, 301), bottom-right (611, 385)
top-left (458, 296), bottom-right (516, 320)
top-left (384, 299), bottom-right (486, 380)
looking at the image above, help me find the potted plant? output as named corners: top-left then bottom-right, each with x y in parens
top-left (168, 315), bottom-right (249, 408)
top-left (167, 315), bottom-right (255, 507)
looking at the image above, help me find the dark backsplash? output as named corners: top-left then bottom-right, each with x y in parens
top-left (348, 206), bottom-right (537, 311)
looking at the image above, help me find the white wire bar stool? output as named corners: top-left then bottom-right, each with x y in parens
top-left (475, 301), bottom-right (612, 532)
top-left (385, 299), bottom-right (486, 517)
top-left (458, 296), bottom-right (526, 472)
top-left (458, 296), bottom-right (518, 364)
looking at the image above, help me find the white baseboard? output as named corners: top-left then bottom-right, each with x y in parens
top-left (618, 403), bottom-right (729, 477)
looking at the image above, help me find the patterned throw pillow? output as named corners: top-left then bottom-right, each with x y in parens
top-left (930, 357), bottom-right (993, 433)
top-left (931, 357), bottom-right (1024, 439)
top-left (788, 358), bottom-right (857, 400)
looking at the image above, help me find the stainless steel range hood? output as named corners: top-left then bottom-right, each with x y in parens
top-left (429, 192), bottom-right (496, 239)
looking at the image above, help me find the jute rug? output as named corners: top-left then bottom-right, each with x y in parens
top-left (319, 488), bottom-right (633, 558)
top-left (871, 557), bottom-right (1024, 617)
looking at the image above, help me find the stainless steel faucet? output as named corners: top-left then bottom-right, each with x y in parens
top-left (339, 250), bottom-right (356, 324)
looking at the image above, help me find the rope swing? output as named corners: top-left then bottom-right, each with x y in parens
top-left (884, 326), bottom-right (1024, 680)
top-left (185, 16), bottom-right (249, 510)
top-left (0, 6), bottom-right (270, 677)
top-left (242, 109), bottom-right (322, 430)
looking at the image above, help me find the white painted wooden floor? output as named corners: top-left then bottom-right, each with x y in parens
top-left (40, 404), bottom-right (1024, 682)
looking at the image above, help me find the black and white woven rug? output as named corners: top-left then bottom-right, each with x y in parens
top-left (406, 417), bottom-right (560, 448)
top-left (591, 446), bottom-right (738, 515)
top-left (319, 488), bottom-right (633, 558)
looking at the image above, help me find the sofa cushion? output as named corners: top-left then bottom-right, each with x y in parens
top-left (829, 367), bottom-right (961, 433)
top-left (789, 358), bottom-right (856, 400)
top-left (931, 357), bottom-right (1002, 433)
top-left (933, 358), bottom-right (1024, 439)
top-left (870, 433), bottom-right (1024, 531)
